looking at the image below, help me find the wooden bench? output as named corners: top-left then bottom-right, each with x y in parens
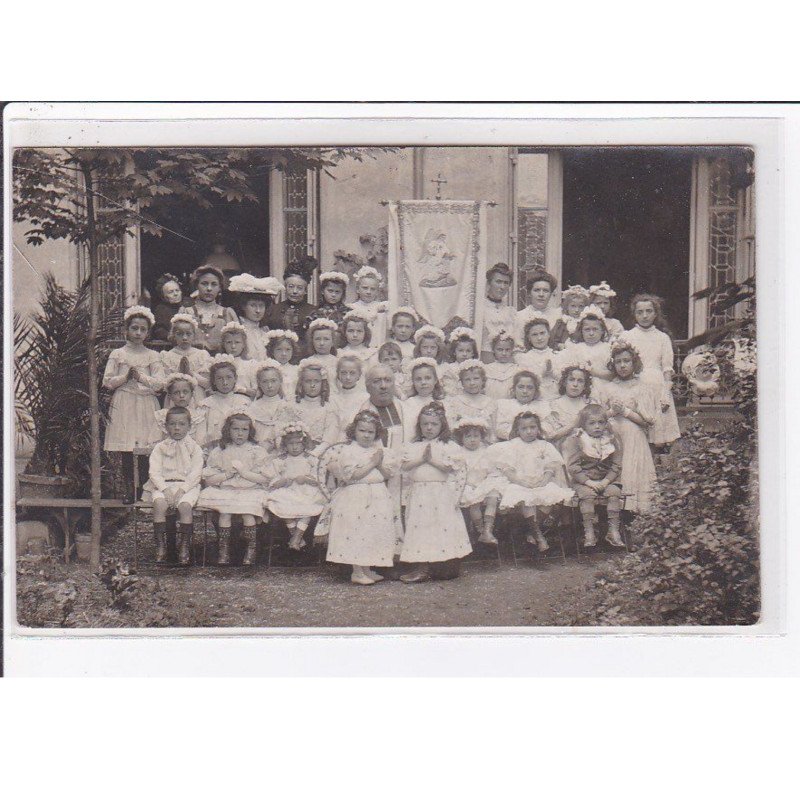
top-left (15, 497), bottom-right (128, 563)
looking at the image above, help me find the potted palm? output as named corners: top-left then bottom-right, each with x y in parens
top-left (15, 274), bottom-right (116, 499)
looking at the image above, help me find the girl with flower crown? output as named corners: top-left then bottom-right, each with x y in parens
top-left (589, 281), bottom-right (625, 337)
top-left (228, 273), bottom-right (283, 361)
top-left (293, 359), bottom-right (339, 452)
top-left (103, 306), bottom-right (166, 503)
top-left (549, 285), bottom-right (591, 350)
top-left (160, 313), bottom-right (212, 404)
top-left (401, 357), bottom-right (446, 443)
top-left (483, 330), bottom-right (519, 399)
top-left (302, 270), bottom-right (352, 343)
top-left (444, 360), bottom-right (498, 441)
top-left (563, 306), bottom-right (615, 392)
top-left (495, 370), bottom-right (551, 441)
top-left (195, 356), bottom-right (251, 447)
top-left (220, 320), bottom-right (257, 398)
top-left (349, 265), bottom-right (389, 344)
top-left (304, 317), bottom-right (341, 391)
top-left (441, 327), bottom-right (480, 396)
top-left (178, 265), bottom-right (238, 354)
top-left (246, 360), bottom-right (299, 452)
top-left (543, 361), bottom-right (597, 447)
top-left (265, 421), bottom-right (327, 551)
top-left (265, 329), bottom-right (301, 397)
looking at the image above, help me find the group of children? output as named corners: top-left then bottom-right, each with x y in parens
top-left (101, 259), bottom-right (679, 583)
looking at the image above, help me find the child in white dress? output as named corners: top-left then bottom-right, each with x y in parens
top-left (322, 410), bottom-right (401, 585)
top-left (293, 359), bottom-right (339, 451)
top-left (103, 306), bottom-right (166, 503)
top-left (563, 306), bottom-right (614, 393)
top-left (145, 407), bottom-right (204, 566)
top-left (399, 402), bottom-right (471, 583)
top-left (549, 285), bottom-right (591, 350)
top-left (515, 317), bottom-right (560, 400)
top-left (195, 357), bottom-right (251, 447)
top-left (589, 281), bottom-right (625, 337)
top-left (412, 325), bottom-right (447, 381)
top-left (228, 272), bottom-right (283, 362)
top-left (452, 417), bottom-right (507, 545)
top-left (488, 411), bottom-right (574, 552)
top-left (338, 310), bottom-right (377, 367)
top-left (445, 360), bottom-right (498, 440)
top-left (377, 342), bottom-right (411, 400)
top-left (220, 321), bottom-right (257, 399)
top-left (496, 370), bottom-right (551, 440)
top-left (483, 331), bottom-right (519, 399)
top-left (349, 266), bottom-right (389, 344)
top-left (155, 374), bottom-right (205, 437)
top-left (387, 307), bottom-right (419, 361)
top-left (160, 313), bottom-right (212, 404)
top-left (441, 327), bottom-right (480, 396)
top-left (595, 341), bottom-right (658, 514)
top-left (246, 361), bottom-right (298, 452)
top-left (265, 329), bottom-right (301, 398)
top-left (543, 362), bottom-right (596, 448)
top-left (328, 356), bottom-right (370, 442)
top-left (265, 422), bottom-right (327, 551)
top-left (198, 413), bottom-right (270, 566)
top-left (305, 318), bottom-right (340, 392)
top-left (622, 294), bottom-right (681, 447)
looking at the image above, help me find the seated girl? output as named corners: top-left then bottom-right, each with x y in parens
top-left (444, 360), bottom-right (498, 440)
top-left (198, 413), bottom-right (270, 566)
top-left (265, 329), bottom-right (301, 397)
top-left (495, 370), bottom-right (551, 441)
top-left (160, 313), bottom-right (212, 403)
top-left (441, 327), bottom-right (479, 396)
top-left (265, 421), bottom-right (327, 551)
top-left (562, 404), bottom-right (625, 548)
top-left (144, 406), bottom-right (204, 566)
top-left (321, 410), bottom-right (401, 585)
top-left (488, 411), bottom-right (574, 552)
top-left (195, 357), bottom-right (251, 447)
top-left (452, 417), bottom-right (506, 546)
top-left (483, 330), bottom-right (519, 399)
top-left (246, 360), bottom-right (299, 452)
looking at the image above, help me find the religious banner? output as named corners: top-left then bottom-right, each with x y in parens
top-left (387, 200), bottom-right (488, 342)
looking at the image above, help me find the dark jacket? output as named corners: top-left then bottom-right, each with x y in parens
top-left (562, 432), bottom-right (623, 485)
top-left (264, 300), bottom-right (316, 339)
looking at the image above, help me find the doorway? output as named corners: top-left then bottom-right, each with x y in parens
top-left (561, 149), bottom-right (692, 338)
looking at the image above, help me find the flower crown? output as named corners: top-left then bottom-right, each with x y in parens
top-left (392, 306), bottom-right (420, 322)
top-left (610, 339), bottom-right (641, 359)
top-left (343, 308), bottom-right (375, 324)
top-left (578, 304), bottom-right (607, 321)
top-left (492, 328), bottom-right (515, 342)
top-left (353, 265), bottom-right (384, 286)
top-left (265, 329), bottom-right (299, 343)
top-left (562, 284), bottom-right (591, 300)
top-left (414, 324), bottom-right (445, 343)
top-left (251, 358), bottom-right (285, 375)
top-left (164, 372), bottom-right (199, 389)
top-left (124, 305), bottom-right (156, 326)
top-left (406, 356), bottom-right (439, 373)
top-left (228, 273), bottom-right (283, 295)
top-left (220, 320), bottom-right (248, 337)
top-left (447, 326), bottom-right (477, 343)
top-left (297, 357), bottom-right (329, 380)
top-left (558, 358), bottom-right (592, 374)
top-left (318, 270), bottom-right (349, 285)
top-left (211, 353), bottom-right (237, 367)
top-left (457, 358), bottom-right (485, 375)
top-left (307, 317), bottom-right (339, 334)
top-left (589, 281), bottom-right (616, 298)
top-left (170, 312), bottom-right (198, 329)
top-left (277, 420), bottom-right (309, 439)
top-left (451, 416), bottom-right (489, 433)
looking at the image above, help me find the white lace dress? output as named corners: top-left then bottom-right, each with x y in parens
top-left (444, 393), bottom-right (498, 442)
top-left (246, 396), bottom-right (298, 452)
top-left (198, 442), bottom-right (270, 515)
top-left (483, 360), bottom-right (520, 400)
top-left (459, 446), bottom-right (508, 507)
top-left (515, 347), bottom-right (559, 400)
top-left (160, 346), bottom-right (212, 403)
top-left (195, 392), bottom-right (251, 447)
top-left (495, 399), bottom-right (552, 441)
top-left (265, 453), bottom-right (326, 518)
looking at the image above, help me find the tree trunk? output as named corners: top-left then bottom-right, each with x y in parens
top-left (81, 162), bottom-right (104, 572)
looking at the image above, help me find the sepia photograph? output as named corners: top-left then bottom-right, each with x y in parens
top-left (8, 123), bottom-right (762, 631)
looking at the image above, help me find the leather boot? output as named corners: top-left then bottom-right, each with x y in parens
top-left (217, 527), bottom-right (232, 566)
top-left (527, 516), bottom-right (549, 552)
top-left (177, 522), bottom-right (193, 566)
top-left (165, 515), bottom-right (178, 562)
top-left (606, 513), bottom-right (625, 548)
top-left (153, 522), bottom-right (168, 564)
top-left (581, 515), bottom-right (597, 547)
top-left (478, 514), bottom-right (498, 545)
top-left (242, 525), bottom-right (258, 566)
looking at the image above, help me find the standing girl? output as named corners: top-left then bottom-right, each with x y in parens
top-left (597, 340), bottom-right (658, 514)
top-left (388, 307), bottom-right (420, 361)
top-left (452, 417), bottom-right (506, 545)
top-left (305, 318), bottom-right (340, 387)
top-left (338, 310), bottom-right (377, 366)
top-left (303, 270), bottom-right (351, 342)
top-left (179, 265), bottom-right (238, 354)
top-left (246, 360), bottom-right (299, 452)
top-left (622, 294), bottom-right (681, 447)
top-left (549, 285), bottom-right (591, 350)
top-left (155, 374), bottom-right (205, 437)
top-left (265, 329), bottom-right (301, 398)
top-left (103, 306), bottom-right (166, 504)
top-left (515, 317), bottom-right (559, 400)
top-left (195, 356), bottom-right (251, 447)
top-left (199, 413), bottom-right (270, 566)
top-left (323, 410), bottom-right (401, 585)
top-left (401, 357), bottom-right (445, 443)
top-left (589, 281), bottom-right (625, 337)
top-left (399, 402), bottom-right (472, 583)
top-left (228, 273), bottom-right (284, 361)
top-left (488, 411), bottom-right (574, 552)
top-left (441, 327), bottom-right (479, 396)
top-left (483, 331), bottom-right (519, 400)
top-left (265, 421), bottom-right (327, 551)
top-left (293, 359), bottom-right (338, 451)
top-left (219, 321), bottom-right (257, 398)
top-left (445, 360), bottom-right (498, 440)
top-left (565, 306), bottom-right (614, 392)
top-left (160, 313), bottom-right (212, 404)
top-left (349, 265), bottom-right (388, 344)
top-left (495, 370), bottom-right (550, 441)
top-left (150, 272), bottom-right (184, 341)
top-left (377, 341), bottom-right (411, 400)
top-left (544, 361), bottom-right (596, 447)
top-left (328, 356), bottom-right (370, 442)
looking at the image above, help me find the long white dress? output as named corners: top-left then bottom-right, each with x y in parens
top-left (595, 377), bottom-right (658, 514)
top-left (265, 452), bottom-right (326, 518)
top-left (246, 396), bottom-right (298, 452)
top-left (495, 399), bottom-right (552, 441)
top-left (323, 442), bottom-right (401, 567)
top-left (483, 360), bottom-right (520, 400)
top-left (622, 325), bottom-right (681, 445)
top-left (445, 393), bottom-right (498, 442)
top-left (195, 392), bottom-right (251, 447)
top-left (160, 346), bottom-right (212, 403)
top-left (488, 438), bottom-right (574, 510)
top-left (142, 435), bottom-right (204, 506)
top-left (198, 442), bottom-right (270, 515)
top-left (399, 441), bottom-right (472, 563)
top-left (102, 345), bottom-right (165, 451)
top-left (515, 347), bottom-right (559, 400)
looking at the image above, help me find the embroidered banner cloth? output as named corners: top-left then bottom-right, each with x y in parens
top-left (387, 200), bottom-right (487, 340)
